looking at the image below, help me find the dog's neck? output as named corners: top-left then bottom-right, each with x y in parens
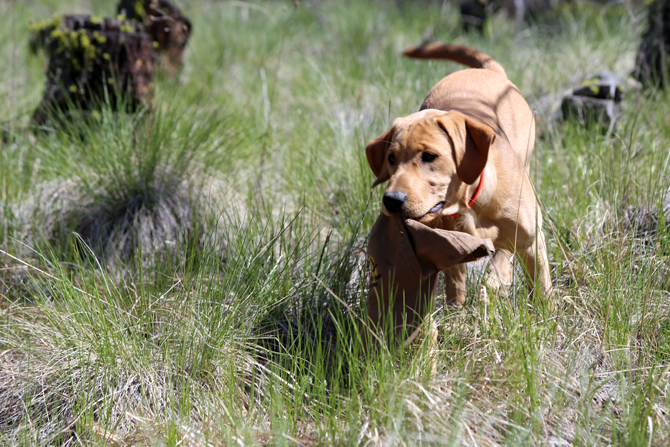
top-left (468, 161), bottom-right (497, 211)
top-left (448, 168), bottom-right (485, 218)
top-left (447, 163), bottom-right (495, 218)
top-left (437, 165), bottom-right (498, 237)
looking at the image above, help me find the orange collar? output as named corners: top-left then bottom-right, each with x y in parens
top-left (448, 168), bottom-right (485, 218)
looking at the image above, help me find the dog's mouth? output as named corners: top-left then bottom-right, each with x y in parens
top-left (411, 202), bottom-right (444, 221)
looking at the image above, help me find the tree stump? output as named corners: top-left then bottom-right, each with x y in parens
top-left (30, 15), bottom-right (155, 126)
top-left (117, 0), bottom-right (192, 72)
top-left (561, 72), bottom-right (624, 130)
top-left (635, 0), bottom-right (670, 87)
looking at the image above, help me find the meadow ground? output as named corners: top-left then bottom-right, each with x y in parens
top-left (1, 0), bottom-right (670, 445)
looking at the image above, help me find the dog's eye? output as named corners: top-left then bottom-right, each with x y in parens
top-left (388, 153), bottom-right (396, 166)
top-left (421, 152), bottom-right (438, 163)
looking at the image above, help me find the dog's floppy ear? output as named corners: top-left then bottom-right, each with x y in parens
top-left (365, 127), bottom-right (395, 188)
top-left (433, 112), bottom-right (496, 184)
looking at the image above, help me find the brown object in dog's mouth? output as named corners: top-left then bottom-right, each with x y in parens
top-left (367, 214), bottom-right (494, 342)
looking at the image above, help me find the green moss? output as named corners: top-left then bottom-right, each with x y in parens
top-left (32, 19), bottom-right (107, 74)
top-left (134, 0), bottom-right (147, 18)
top-left (79, 32), bottom-right (90, 49)
top-left (28, 13), bottom-right (62, 34)
top-left (120, 23), bottom-right (134, 33)
top-left (580, 78), bottom-right (599, 87)
top-left (92, 31), bottom-right (107, 44)
top-left (28, 13), bottom-right (63, 53)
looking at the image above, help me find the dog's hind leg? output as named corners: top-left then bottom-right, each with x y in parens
top-left (518, 233), bottom-right (552, 301)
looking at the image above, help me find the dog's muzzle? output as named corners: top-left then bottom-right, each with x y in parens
top-left (382, 190), bottom-right (408, 215)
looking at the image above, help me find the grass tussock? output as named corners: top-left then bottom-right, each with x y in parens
top-left (2, 0), bottom-right (670, 446)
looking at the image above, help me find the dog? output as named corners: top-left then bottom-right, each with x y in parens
top-left (365, 43), bottom-right (551, 307)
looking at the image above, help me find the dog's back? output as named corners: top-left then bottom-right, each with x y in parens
top-left (404, 44), bottom-right (534, 165)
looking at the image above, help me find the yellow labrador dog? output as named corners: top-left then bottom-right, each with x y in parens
top-left (366, 43), bottom-right (551, 306)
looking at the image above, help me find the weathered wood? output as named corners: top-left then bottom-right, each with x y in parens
top-left (30, 15), bottom-right (155, 125)
top-left (561, 96), bottom-right (618, 129)
top-left (117, 0), bottom-right (192, 71)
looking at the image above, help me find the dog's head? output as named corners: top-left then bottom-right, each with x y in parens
top-left (366, 109), bottom-right (496, 222)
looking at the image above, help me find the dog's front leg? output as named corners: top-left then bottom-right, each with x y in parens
top-left (444, 264), bottom-right (467, 307)
top-left (482, 249), bottom-right (514, 296)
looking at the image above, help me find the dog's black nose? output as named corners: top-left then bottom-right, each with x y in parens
top-left (383, 191), bottom-right (408, 214)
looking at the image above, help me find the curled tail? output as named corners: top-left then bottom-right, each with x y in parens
top-left (403, 43), bottom-right (506, 77)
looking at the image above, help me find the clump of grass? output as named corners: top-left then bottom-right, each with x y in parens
top-left (1, 199), bottom-right (376, 445)
top-left (10, 93), bottom-right (240, 275)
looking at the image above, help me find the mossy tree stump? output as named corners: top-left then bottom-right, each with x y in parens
top-left (560, 72), bottom-right (624, 131)
top-left (30, 15), bottom-right (155, 126)
top-left (117, 0), bottom-right (192, 71)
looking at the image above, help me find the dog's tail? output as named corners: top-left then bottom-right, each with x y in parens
top-left (403, 43), bottom-right (506, 77)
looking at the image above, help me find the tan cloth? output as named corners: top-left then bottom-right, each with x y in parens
top-left (367, 214), bottom-right (494, 338)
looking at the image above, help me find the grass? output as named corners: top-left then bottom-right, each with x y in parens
top-left (1, 0), bottom-right (670, 445)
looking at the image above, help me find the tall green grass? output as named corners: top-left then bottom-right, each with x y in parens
top-left (2, 0), bottom-right (670, 445)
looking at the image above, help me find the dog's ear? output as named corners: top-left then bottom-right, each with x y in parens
top-left (433, 112), bottom-right (496, 184)
top-left (365, 127), bottom-right (395, 188)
